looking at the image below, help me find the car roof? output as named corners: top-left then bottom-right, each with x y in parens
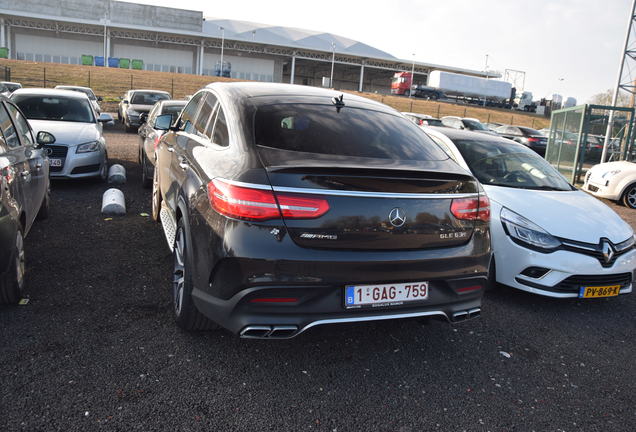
top-left (11, 88), bottom-right (89, 99)
top-left (401, 112), bottom-right (432, 119)
top-left (426, 126), bottom-right (519, 145)
top-left (1, 81), bottom-right (20, 86)
top-left (130, 89), bottom-right (170, 94)
top-left (160, 99), bottom-right (187, 106)
top-left (204, 82), bottom-right (394, 113)
top-left (55, 85), bottom-right (93, 91)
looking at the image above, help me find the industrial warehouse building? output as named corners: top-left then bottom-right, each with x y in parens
top-left (0, 0), bottom-right (493, 94)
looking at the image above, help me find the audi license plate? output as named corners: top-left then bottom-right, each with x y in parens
top-left (50, 158), bottom-right (62, 167)
top-left (345, 281), bottom-right (429, 309)
top-left (579, 285), bottom-right (621, 298)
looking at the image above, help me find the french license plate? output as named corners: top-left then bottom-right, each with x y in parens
top-left (345, 281), bottom-right (429, 309)
top-left (579, 285), bottom-right (621, 298)
top-left (50, 158), bottom-right (62, 167)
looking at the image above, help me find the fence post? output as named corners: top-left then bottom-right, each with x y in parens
top-left (463, 107), bottom-right (467, 117)
top-left (487, 113), bottom-right (491, 122)
top-left (436, 104), bottom-right (441, 118)
top-left (130, 74), bottom-right (133, 90)
top-left (531, 118), bottom-right (535, 128)
top-left (510, 115), bottom-right (514, 124)
top-left (43, 67), bottom-right (46, 88)
top-left (171, 78), bottom-right (174, 96)
top-left (88, 70), bottom-right (91, 88)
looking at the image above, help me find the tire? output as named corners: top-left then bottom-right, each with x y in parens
top-left (151, 164), bottom-right (162, 222)
top-left (36, 185), bottom-right (50, 220)
top-left (125, 122), bottom-right (135, 133)
top-left (621, 183), bottom-right (636, 209)
top-left (99, 161), bottom-right (108, 183)
top-left (404, 89), bottom-right (410, 97)
top-left (0, 228), bottom-right (26, 304)
top-left (172, 218), bottom-right (217, 331)
top-left (141, 153), bottom-right (152, 189)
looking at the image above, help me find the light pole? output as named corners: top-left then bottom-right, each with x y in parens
top-left (409, 53), bottom-right (415, 98)
top-left (219, 26), bottom-right (225, 77)
top-left (483, 54), bottom-right (489, 107)
top-left (330, 42), bottom-right (336, 88)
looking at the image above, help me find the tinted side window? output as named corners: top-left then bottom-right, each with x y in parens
top-left (211, 107), bottom-right (229, 147)
top-left (180, 93), bottom-right (203, 135)
top-left (194, 93), bottom-right (218, 139)
top-left (0, 104), bottom-right (21, 149)
top-left (6, 103), bottom-right (34, 146)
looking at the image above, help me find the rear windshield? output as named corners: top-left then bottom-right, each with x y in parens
top-left (254, 103), bottom-right (448, 161)
top-left (131, 92), bottom-right (170, 105)
top-left (518, 127), bottom-right (543, 136)
top-left (13, 95), bottom-right (95, 123)
top-left (463, 119), bottom-right (488, 131)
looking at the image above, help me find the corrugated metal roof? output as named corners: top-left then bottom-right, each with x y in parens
top-left (203, 18), bottom-right (397, 60)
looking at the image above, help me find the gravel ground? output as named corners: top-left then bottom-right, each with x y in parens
top-left (1, 122), bottom-right (635, 431)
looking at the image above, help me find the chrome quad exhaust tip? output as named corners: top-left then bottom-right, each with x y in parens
top-left (240, 325), bottom-right (299, 339)
top-left (451, 307), bottom-right (481, 322)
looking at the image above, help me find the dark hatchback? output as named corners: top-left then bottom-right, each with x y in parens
top-left (0, 95), bottom-right (53, 304)
top-left (495, 125), bottom-right (548, 156)
top-left (152, 82), bottom-right (491, 338)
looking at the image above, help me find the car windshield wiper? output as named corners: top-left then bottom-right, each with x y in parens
top-left (526, 185), bottom-right (570, 191)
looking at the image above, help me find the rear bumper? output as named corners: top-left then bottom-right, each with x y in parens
top-left (192, 275), bottom-right (486, 338)
top-left (188, 214), bottom-right (491, 337)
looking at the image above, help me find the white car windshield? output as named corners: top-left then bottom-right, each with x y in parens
top-left (58, 87), bottom-right (96, 100)
top-left (13, 95), bottom-right (95, 123)
top-left (454, 138), bottom-right (573, 191)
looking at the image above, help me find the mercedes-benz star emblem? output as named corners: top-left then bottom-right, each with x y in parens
top-left (601, 240), bottom-right (615, 264)
top-left (389, 208), bottom-right (406, 227)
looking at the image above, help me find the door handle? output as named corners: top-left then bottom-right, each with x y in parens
top-left (167, 147), bottom-right (175, 153)
top-left (20, 170), bottom-right (29, 178)
top-left (36, 163), bottom-right (42, 171)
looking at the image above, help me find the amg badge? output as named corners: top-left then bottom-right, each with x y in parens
top-left (300, 233), bottom-right (338, 240)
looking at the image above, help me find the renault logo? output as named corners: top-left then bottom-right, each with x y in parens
top-left (601, 240), bottom-right (615, 264)
top-left (389, 208), bottom-right (406, 227)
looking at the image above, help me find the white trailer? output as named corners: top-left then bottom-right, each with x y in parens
top-left (427, 70), bottom-right (512, 103)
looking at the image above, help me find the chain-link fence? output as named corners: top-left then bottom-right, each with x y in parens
top-left (0, 59), bottom-right (549, 129)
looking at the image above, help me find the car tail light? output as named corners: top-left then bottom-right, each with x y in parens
top-left (450, 195), bottom-right (490, 222)
top-left (207, 179), bottom-right (329, 221)
top-left (153, 132), bottom-right (164, 150)
top-left (527, 137), bottom-right (539, 143)
top-left (418, 119), bottom-right (424, 125)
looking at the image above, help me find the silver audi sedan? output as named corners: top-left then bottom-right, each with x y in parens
top-left (11, 88), bottom-right (109, 180)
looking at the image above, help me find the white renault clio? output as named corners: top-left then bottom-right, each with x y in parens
top-left (424, 127), bottom-right (635, 299)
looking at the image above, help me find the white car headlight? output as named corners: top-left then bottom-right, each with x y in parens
top-left (76, 141), bottom-right (100, 153)
top-left (501, 207), bottom-right (561, 251)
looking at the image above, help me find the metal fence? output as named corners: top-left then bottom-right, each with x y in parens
top-left (546, 104), bottom-right (634, 184)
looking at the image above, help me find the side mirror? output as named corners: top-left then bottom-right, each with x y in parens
top-left (122, 99), bottom-right (129, 104)
top-left (97, 96), bottom-right (103, 102)
top-left (98, 113), bottom-right (114, 124)
top-left (36, 131), bottom-right (55, 148)
top-left (154, 114), bottom-right (173, 131)
top-left (139, 113), bottom-right (148, 124)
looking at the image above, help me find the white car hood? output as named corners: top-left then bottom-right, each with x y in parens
top-left (484, 185), bottom-right (633, 244)
top-left (28, 120), bottom-right (100, 145)
top-left (590, 160), bottom-right (635, 174)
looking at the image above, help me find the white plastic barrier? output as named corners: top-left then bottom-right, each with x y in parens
top-left (108, 164), bottom-right (126, 184)
top-left (101, 188), bottom-right (126, 215)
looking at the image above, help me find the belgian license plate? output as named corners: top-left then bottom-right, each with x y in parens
top-left (345, 281), bottom-right (429, 309)
top-left (579, 285), bottom-right (621, 298)
top-left (49, 158), bottom-right (62, 167)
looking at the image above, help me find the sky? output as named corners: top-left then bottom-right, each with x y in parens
top-left (133, 0), bottom-right (631, 103)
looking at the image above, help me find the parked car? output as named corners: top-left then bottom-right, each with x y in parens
top-left (0, 94), bottom-right (54, 304)
top-left (0, 81), bottom-right (22, 94)
top-left (495, 125), bottom-right (548, 156)
top-left (151, 82), bottom-right (491, 337)
top-left (138, 99), bottom-right (187, 187)
top-left (12, 88), bottom-right (110, 180)
top-left (583, 160), bottom-right (636, 209)
top-left (401, 112), bottom-right (444, 127)
top-left (54, 85), bottom-right (103, 114)
top-left (441, 116), bottom-right (498, 135)
top-left (424, 126), bottom-right (635, 298)
top-left (413, 86), bottom-right (444, 100)
top-left (118, 90), bottom-right (170, 132)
